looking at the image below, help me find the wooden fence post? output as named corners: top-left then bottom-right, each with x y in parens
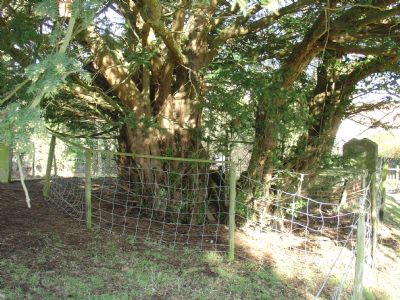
top-left (343, 138), bottom-right (378, 261)
top-left (353, 176), bottom-right (366, 300)
top-left (85, 150), bottom-right (93, 230)
top-left (228, 162), bottom-right (237, 261)
top-left (379, 161), bottom-right (388, 224)
top-left (43, 135), bottom-right (56, 198)
top-left (370, 171), bottom-right (378, 261)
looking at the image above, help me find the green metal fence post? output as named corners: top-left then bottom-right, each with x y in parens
top-left (43, 135), bottom-right (56, 198)
top-left (85, 150), bottom-right (93, 230)
top-left (0, 144), bottom-right (11, 183)
top-left (228, 162), bottom-right (237, 261)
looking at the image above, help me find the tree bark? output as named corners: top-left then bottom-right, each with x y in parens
top-left (288, 52), bottom-right (399, 172)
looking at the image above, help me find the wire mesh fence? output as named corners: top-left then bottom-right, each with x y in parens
top-left (233, 171), bottom-right (370, 299)
top-left (41, 137), bottom-right (372, 299)
top-left (49, 147), bottom-right (233, 253)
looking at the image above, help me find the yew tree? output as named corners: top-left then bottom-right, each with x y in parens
top-left (1, 0), bottom-right (399, 179)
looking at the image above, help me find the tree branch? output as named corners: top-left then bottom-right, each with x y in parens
top-left (346, 100), bottom-right (399, 117)
top-left (135, 0), bottom-right (188, 65)
top-left (352, 4), bottom-right (400, 30)
top-left (280, 5), bottom-right (333, 87)
top-left (84, 26), bottom-right (144, 110)
top-left (210, 0), bottom-right (315, 47)
top-left (325, 42), bottom-right (398, 57)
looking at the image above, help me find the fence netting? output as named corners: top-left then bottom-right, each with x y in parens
top-left (43, 138), bottom-right (371, 299)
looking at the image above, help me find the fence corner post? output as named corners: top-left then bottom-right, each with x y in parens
top-left (228, 162), bottom-right (237, 261)
top-left (85, 150), bottom-right (93, 230)
top-left (43, 135), bottom-right (56, 198)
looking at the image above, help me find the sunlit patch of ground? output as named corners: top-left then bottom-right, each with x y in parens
top-left (361, 195), bottom-right (400, 300)
top-left (234, 225), bottom-right (355, 298)
top-left (233, 196), bottom-right (400, 300)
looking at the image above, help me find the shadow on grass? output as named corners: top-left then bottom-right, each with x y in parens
top-left (0, 183), bottom-right (301, 299)
top-left (384, 196), bottom-right (400, 231)
top-left (0, 230), bottom-right (303, 299)
top-left (382, 196), bottom-right (400, 252)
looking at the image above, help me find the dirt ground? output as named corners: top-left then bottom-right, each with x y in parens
top-left (0, 181), bottom-right (399, 299)
top-left (0, 181), bottom-right (95, 259)
top-left (0, 180), bottom-right (307, 299)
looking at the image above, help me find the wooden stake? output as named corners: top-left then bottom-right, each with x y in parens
top-left (370, 172), bottom-right (377, 261)
top-left (228, 163), bottom-right (237, 261)
top-left (353, 176), bottom-right (366, 300)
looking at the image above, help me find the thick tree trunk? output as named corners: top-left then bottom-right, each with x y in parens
top-left (247, 2), bottom-right (339, 181)
top-left (286, 50), bottom-right (396, 172)
top-left (289, 51), bottom-right (345, 171)
top-left (293, 115), bottom-right (342, 171)
top-left (113, 73), bottom-right (210, 224)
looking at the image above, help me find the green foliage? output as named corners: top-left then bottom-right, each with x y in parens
top-left (125, 50), bottom-right (158, 69)
top-left (0, 12), bottom-right (39, 50)
top-left (34, 0), bottom-right (105, 24)
top-left (33, 0), bottom-right (58, 19)
top-left (319, 154), bottom-right (347, 170)
top-left (25, 53), bottom-right (88, 99)
top-left (286, 198), bottom-right (306, 218)
top-left (74, 0), bottom-right (106, 28)
top-left (1, 0), bottom-right (399, 175)
top-left (204, 47), bottom-right (313, 166)
top-left (0, 103), bottom-right (45, 152)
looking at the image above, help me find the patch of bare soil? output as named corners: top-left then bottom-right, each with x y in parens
top-left (0, 181), bottom-right (95, 259)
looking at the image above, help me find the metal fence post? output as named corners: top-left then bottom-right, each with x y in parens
top-left (228, 162), bottom-right (237, 261)
top-left (0, 144), bottom-right (12, 183)
top-left (85, 150), bottom-right (93, 230)
top-left (43, 135), bottom-right (56, 198)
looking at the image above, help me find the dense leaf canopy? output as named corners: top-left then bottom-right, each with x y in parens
top-left (0, 0), bottom-right (399, 174)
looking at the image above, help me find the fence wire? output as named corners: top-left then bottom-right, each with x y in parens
top-left (44, 139), bottom-right (371, 299)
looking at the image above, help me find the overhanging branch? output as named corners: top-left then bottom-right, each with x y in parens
top-left (210, 0), bottom-right (315, 47)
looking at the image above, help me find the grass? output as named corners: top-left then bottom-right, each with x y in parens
top-left (382, 195), bottom-right (400, 256)
top-left (356, 194), bottom-right (400, 300)
top-left (385, 195), bottom-right (400, 233)
top-left (1, 182), bottom-right (399, 299)
top-left (0, 231), bottom-right (300, 300)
